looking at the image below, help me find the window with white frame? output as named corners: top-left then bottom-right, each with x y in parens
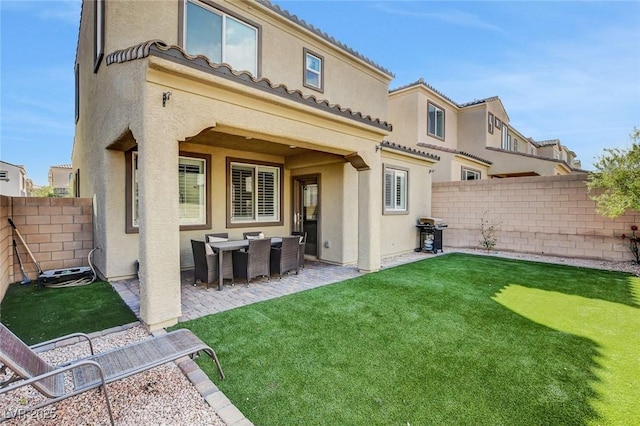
top-left (501, 126), bottom-right (509, 150)
top-left (184, 0), bottom-right (258, 75)
top-left (428, 102), bottom-right (445, 139)
top-left (131, 152), bottom-right (208, 228)
top-left (0, 171), bottom-right (8, 180)
top-left (462, 168), bottom-right (480, 181)
top-left (513, 138), bottom-right (518, 152)
top-left (488, 112), bottom-right (494, 134)
top-left (230, 162), bottom-right (281, 223)
top-left (303, 48), bottom-right (323, 91)
top-left (383, 165), bottom-right (408, 214)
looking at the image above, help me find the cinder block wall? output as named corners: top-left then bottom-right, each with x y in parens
top-left (0, 196), bottom-right (12, 300)
top-left (432, 174), bottom-right (639, 262)
top-left (0, 197), bottom-right (94, 302)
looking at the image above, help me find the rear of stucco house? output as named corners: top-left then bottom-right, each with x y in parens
top-left (72, 0), bottom-right (437, 330)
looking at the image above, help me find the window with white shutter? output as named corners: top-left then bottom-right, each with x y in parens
top-left (130, 152), bottom-right (208, 229)
top-left (230, 161), bottom-right (281, 224)
top-left (383, 165), bottom-right (408, 214)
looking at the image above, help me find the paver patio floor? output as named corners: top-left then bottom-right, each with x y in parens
top-left (111, 251), bottom-right (430, 322)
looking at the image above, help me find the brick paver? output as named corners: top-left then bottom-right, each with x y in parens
top-left (111, 251), bottom-right (430, 322)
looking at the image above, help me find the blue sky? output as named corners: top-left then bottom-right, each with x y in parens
top-left (1, 1), bottom-right (639, 186)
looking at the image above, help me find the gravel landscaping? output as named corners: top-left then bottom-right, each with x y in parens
top-left (1, 325), bottom-right (224, 426)
top-left (447, 247), bottom-right (640, 276)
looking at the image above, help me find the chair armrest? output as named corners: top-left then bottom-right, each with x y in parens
top-left (0, 359), bottom-right (106, 396)
top-left (31, 332), bottom-right (95, 356)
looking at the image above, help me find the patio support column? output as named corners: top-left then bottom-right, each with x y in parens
top-left (357, 149), bottom-right (381, 272)
top-left (136, 120), bottom-right (182, 331)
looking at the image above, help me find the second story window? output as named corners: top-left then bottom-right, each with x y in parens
top-left (488, 112), bottom-right (494, 134)
top-left (501, 126), bottom-right (509, 150)
top-left (185, 0), bottom-right (258, 75)
top-left (428, 102), bottom-right (445, 140)
top-left (462, 168), bottom-right (480, 181)
top-left (303, 48), bottom-right (324, 92)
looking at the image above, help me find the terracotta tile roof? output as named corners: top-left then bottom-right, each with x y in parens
top-left (50, 164), bottom-right (72, 169)
top-left (535, 139), bottom-right (561, 147)
top-left (417, 143), bottom-right (492, 165)
top-left (257, 0), bottom-right (393, 78)
top-left (458, 96), bottom-right (500, 108)
top-left (106, 40), bottom-right (392, 132)
top-left (381, 141), bottom-right (440, 161)
top-left (390, 78), bottom-right (498, 110)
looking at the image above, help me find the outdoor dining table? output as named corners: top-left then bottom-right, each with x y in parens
top-left (208, 237), bottom-right (283, 290)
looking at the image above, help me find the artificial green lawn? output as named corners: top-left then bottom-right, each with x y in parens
top-left (0, 281), bottom-right (137, 345)
top-left (174, 253), bottom-right (640, 425)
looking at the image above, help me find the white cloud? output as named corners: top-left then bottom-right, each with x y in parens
top-left (372, 2), bottom-right (505, 33)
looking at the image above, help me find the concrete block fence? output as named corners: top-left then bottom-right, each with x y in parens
top-left (1, 196), bottom-right (93, 300)
top-left (431, 174), bottom-right (639, 262)
top-left (2, 175), bottom-right (638, 301)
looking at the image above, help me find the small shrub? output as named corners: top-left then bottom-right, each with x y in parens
top-left (479, 211), bottom-right (499, 251)
top-left (621, 225), bottom-right (639, 264)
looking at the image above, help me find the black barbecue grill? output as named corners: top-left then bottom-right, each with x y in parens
top-left (416, 217), bottom-right (447, 253)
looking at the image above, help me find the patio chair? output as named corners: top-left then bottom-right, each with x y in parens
top-left (270, 236), bottom-right (300, 278)
top-left (191, 239), bottom-right (217, 289)
top-left (243, 231), bottom-right (262, 240)
top-left (233, 238), bottom-right (271, 284)
top-left (291, 231), bottom-right (307, 269)
top-left (204, 233), bottom-right (234, 281)
top-left (0, 323), bottom-right (224, 425)
top-left (205, 232), bottom-right (229, 242)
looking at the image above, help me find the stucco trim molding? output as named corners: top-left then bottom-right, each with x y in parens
top-left (106, 40), bottom-right (393, 132)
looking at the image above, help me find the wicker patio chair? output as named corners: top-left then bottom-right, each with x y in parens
top-left (291, 231), bottom-right (307, 269)
top-left (242, 231), bottom-right (262, 239)
top-left (270, 236), bottom-right (300, 278)
top-left (191, 239), bottom-right (219, 290)
top-left (203, 234), bottom-right (234, 281)
top-left (233, 238), bottom-right (271, 284)
top-left (0, 323), bottom-right (224, 425)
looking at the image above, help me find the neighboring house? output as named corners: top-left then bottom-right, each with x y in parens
top-left (388, 78), bottom-right (587, 182)
top-left (0, 161), bottom-right (29, 196)
top-left (73, 0), bottom-right (437, 329)
top-left (48, 164), bottom-right (73, 197)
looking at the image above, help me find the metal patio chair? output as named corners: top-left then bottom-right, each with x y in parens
top-left (0, 323), bottom-right (224, 425)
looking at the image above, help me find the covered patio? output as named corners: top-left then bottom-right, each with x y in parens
top-left (111, 252), bottom-right (427, 322)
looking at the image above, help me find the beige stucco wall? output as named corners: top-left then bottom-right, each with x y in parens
top-left (456, 104), bottom-right (487, 152)
top-left (483, 149), bottom-right (571, 177)
top-left (432, 174), bottom-right (640, 262)
top-left (389, 86), bottom-right (459, 151)
top-left (75, 0), bottom-right (396, 328)
top-left (388, 90), bottom-right (420, 145)
top-left (379, 150), bottom-right (435, 258)
top-left (99, 0), bottom-right (390, 121)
